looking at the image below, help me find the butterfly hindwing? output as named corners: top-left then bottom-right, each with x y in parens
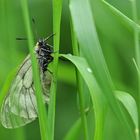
top-left (0, 96), bottom-right (36, 128)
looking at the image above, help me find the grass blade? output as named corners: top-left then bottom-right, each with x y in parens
top-left (102, 0), bottom-right (140, 31)
top-left (70, 19), bottom-right (89, 140)
top-left (115, 90), bottom-right (139, 140)
top-left (48, 0), bottom-right (62, 139)
top-left (61, 54), bottom-right (106, 140)
top-left (20, 1), bottom-right (49, 140)
top-left (69, 0), bottom-right (134, 139)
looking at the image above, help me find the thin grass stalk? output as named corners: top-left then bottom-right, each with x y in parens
top-left (48, 0), bottom-right (62, 139)
top-left (20, 1), bottom-right (49, 140)
top-left (70, 20), bottom-right (89, 140)
top-left (130, 0), bottom-right (140, 139)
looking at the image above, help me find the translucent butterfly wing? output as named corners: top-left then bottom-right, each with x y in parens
top-left (0, 96), bottom-right (36, 128)
top-left (0, 55), bottom-right (52, 128)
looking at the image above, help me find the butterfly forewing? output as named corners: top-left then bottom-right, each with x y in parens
top-left (0, 55), bottom-right (52, 128)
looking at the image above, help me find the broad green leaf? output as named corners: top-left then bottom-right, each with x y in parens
top-left (69, 0), bottom-right (134, 138)
top-left (61, 54), bottom-right (105, 140)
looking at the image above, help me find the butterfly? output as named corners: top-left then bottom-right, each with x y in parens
top-left (0, 34), bottom-right (54, 129)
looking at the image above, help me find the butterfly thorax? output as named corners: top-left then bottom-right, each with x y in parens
top-left (35, 39), bottom-right (53, 73)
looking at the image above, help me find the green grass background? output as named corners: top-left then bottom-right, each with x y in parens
top-left (0, 0), bottom-right (140, 140)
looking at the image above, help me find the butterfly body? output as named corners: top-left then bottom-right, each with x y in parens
top-left (35, 39), bottom-right (53, 73)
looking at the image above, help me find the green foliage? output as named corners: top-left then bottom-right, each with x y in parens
top-left (0, 0), bottom-right (140, 140)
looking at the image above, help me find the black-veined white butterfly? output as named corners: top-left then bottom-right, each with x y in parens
top-left (0, 34), bottom-right (54, 129)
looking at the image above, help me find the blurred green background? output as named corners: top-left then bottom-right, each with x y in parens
top-left (0, 0), bottom-right (139, 139)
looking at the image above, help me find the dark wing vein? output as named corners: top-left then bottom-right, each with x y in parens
top-left (29, 88), bottom-right (37, 114)
top-left (24, 89), bottom-right (29, 119)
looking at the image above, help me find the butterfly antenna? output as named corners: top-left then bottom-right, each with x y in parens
top-left (32, 18), bottom-right (39, 41)
top-left (44, 33), bottom-right (55, 42)
top-left (16, 37), bottom-right (27, 40)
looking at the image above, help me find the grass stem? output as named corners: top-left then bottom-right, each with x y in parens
top-left (20, 1), bottom-right (49, 140)
top-left (70, 20), bottom-right (89, 140)
top-left (48, 0), bottom-right (62, 139)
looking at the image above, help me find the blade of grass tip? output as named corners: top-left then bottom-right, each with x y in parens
top-left (102, 0), bottom-right (140, 32)
top-left (20, 1), bottom-right (49, 140)
top-left (70, 19), bottom-right (89, 140)
top-left (48, 0), bottom-right (62, 139)
top-left (130, 0), bottom-right (140, 132)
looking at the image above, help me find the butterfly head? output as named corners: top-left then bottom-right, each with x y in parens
top-left (38, 39), bottom-right (45, 46)
top-left (35, 39), bottom-right (45, 53)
